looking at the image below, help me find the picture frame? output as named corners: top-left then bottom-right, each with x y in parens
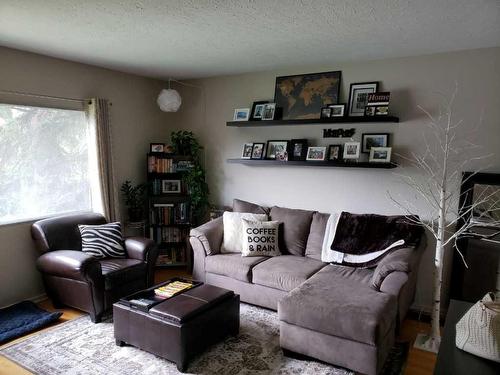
top-left (161, 180), bottom-right (181, 194)
top-left (290, 139), bottom-right (308, 161)
top-left (328, 103), bottom-right (346, 117)
top-left (265, 140), bottom-right (289, 160)
top-left (251, 143), bottom-right (265, 159)
top-left (347, 82), bottom-right (378, 117)
top-left (361, 133), bottom-right (390, 153)
top-left (320, 107), bottom-right (332, 119)
top-left (233, 108), bottom-right (250, 121)
top-left (150, 143), bottom-right (165, 153)
top-left (343, 142), bottom-right (361, 160)
top-left (274, 70), bottom-right (342, 120)
top-left (327, 144), bottom-right (343, 161)
top-left (250, 101), bottom-right (269, 121)
top-left (261, 103), bottom-right (277, 121)
top-left (242, 143), bottom-right (254, 159)
top-left (306, 146), bottom-right (326, 161)
top-left (369, 147), bottom-right (392, 163)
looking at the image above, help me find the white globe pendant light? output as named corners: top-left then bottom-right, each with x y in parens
top-left (157, 80), bottom-right (182, 112)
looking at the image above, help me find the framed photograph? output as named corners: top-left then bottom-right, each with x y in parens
top-left (161, 180), bottom-right (181, 194)
top-left (328, 144), bottom-right (342, 161)
top-left (233, 108), bottom-right (250, 121)
top-left (328, 103), bottom-right (346, 117)
top-left (265, 140), bottom-right (289, 159)
top-left (251, 143), bottom-right (265, 159)
top-left (320, 107), bottom-right (332, 119)
top-left (274, 71), bottom-right (341, 120)
top-left (250, 101), bottom-right (269, 121)
top-left (290, 139), bottom-right (308, 161)
top-left (306, 146), bottom-right (326, 161)
top-left (242, 143), bottom-right (254, 159)
top-left (343, 142), bottom-right (361, 160)
top-left (361, 133), bottom-right (390, 153)
top-left (261, 103), bottom-right (276, 120)
top-left (369, 147), bottom-right (392, 163)
top-left (347, 82), bottom-right (378, 117)
top-left (150, 143), bottom-right (165, 153)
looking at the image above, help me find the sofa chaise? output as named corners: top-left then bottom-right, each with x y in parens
top-left (189, 199), bottom-right (425, 375)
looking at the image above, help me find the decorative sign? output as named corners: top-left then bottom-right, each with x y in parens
top-left (365, 92), bottom-right (390, 116)
top-left (323, 128), bottom-right (356, 138)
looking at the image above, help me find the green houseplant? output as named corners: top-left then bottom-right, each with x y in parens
top-left (120, 180), bottom-right (146, 222)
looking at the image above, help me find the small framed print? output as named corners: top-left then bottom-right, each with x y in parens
top-left (150, 143), bottom-right (165, 153)
top-left (250, 101), bottom-right (269, 121)
top-left (233, 108), bottom-right (250, 121)
top-left (343, 142), bottom-right (361, 160)
top-left (361, 133), bottom-right (390, 153)
top-left (347, 82), bottom-right (378, 117)
top-left (306, 146), bottom-right (326, 161)
top-left (265, 140), bottom-right (289, 160)
top-left (262, 103), bottom-right (276, 120)
top-left (328, 104), bottom-right (346, 117)
top-left (251, 143), bottom-right (265, 159)
top-left (290, 139), bottom-right (308, 161)
top-left (161, 180), bottom-right (181, 194)
top-left (328, 144), bottom-right (342, 161)
top-left (320, 107), bottom-right (332, 119)
top-left (242, 143), bottom-right (253, 159)
top-left (369, 147), bottom-right (392, 163)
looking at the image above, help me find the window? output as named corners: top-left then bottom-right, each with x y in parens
top-left (0, 103), bottom-right (103, 224)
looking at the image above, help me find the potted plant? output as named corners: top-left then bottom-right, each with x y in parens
top-left (120, 180), bottom-right (146, 222)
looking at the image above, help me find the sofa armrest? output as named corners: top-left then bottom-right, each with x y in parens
top-left (371, 247), bottom-right (415, 290)
top-left (189, 217), bottom-right (223, 256)
top-left (125, 237), bottom-right (157, 262)
top-left (378, 271), bottom-right (409, 296)
top-left (36, 250), bottom-right (102, 283)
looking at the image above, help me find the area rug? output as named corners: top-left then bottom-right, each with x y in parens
top-left (1, 304), bottom-right (407, 374)
top-left (0, 301), bottom-right (62, 345)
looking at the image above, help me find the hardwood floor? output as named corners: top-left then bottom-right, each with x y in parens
top-left (0, 268), bottom-right (436, 375)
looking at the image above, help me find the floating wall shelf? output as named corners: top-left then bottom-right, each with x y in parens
top-left (226, 116), bottom-right (399, 127)
top-left (226, 159), bottom-right (397, 169)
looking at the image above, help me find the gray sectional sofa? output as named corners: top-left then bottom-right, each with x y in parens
top-left (189, 199), bottom-right (425, 375)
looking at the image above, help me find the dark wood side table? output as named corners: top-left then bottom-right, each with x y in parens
top-left (434, 299), bottom-right (500, 374)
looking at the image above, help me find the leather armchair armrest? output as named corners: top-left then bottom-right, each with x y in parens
top-left (189, 217), bottom-right (223, 256)
top-left (125, 237), bottom-right (157, 262)
top-left (36, 250), bottom-right (102, 282)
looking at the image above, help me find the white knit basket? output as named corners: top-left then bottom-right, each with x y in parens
top-left (456, 292), bottom-right (500, 362)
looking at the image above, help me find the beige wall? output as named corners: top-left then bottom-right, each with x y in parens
top-left (171, 47), bottom-right (500, 312)
top-left (0, 46), bottom-right (169, 307)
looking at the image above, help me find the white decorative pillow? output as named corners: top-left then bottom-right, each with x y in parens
top-left (241, 219), bottom-right (281, 257)
top-left (221, 212), bottom-right (268, 253)
top-left (79, 222), bottom-right (126, 259)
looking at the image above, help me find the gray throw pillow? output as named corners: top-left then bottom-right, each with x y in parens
top-left (241, 219), bottom-right (281, 257)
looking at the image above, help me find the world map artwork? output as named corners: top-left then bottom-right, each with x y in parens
top-left (274, 71), bottom-right (341, 120)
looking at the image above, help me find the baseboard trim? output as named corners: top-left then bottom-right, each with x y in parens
top-left (30, 293), bottom-right (48, 304)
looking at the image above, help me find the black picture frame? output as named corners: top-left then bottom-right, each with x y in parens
top-left (347, 82), bottom-right (379, 117)
top-left (328, 103), bottom-right (346, 117)
top-left (250, 100), bottom-right (269, 121)
top-left (320, 107), bottom-right (332, 119)
top-left (265, 140), bottom-right (289, 160)
top-left (274, 70), bottom-right (341, 120)
top-left (328, 144), bottom-right (343, 161)
top-left (250, 143), bottom-right (265, 160)
top-left (150, 143), bottom-right (165, 153)
top-left (290, 139), bottom-right (308, 161)
top-left (361, 133), bottom-right (390, 153)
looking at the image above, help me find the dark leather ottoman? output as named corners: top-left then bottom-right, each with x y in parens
top-left (113, 284), bottom-right (240, 372)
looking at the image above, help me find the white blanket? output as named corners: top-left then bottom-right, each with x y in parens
top-left (321, 213), bottom-right (405, 264)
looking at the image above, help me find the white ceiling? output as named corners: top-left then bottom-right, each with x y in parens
top-left (1, 0), bottom-right (499, 79)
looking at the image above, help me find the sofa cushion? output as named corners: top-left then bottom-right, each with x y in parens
top-left (328, 264), bottom-right (374, 285)
top-left (304, 212), bottom-right (330, 260)
top-left (278, 265), bottom-right (396, 346)
top-left (252, 255), bottom-right (325, 292)
top-left (233, 199), bottom-right (269, 215)
top-left (99, 258), bottom-right (146, 290)
top-left (270, 206), bottom-right (315, 256)
top-left (205, 253), bottom-right (268, 283)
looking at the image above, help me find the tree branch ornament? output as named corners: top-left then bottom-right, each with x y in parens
top-left (389, 84), bottom-right (500, 353)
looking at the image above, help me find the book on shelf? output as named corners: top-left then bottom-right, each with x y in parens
top-left (150, 203), bottom-right (189, 225)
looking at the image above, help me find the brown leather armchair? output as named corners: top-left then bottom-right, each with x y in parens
top-left (31, 212), bottom-right (158, 323)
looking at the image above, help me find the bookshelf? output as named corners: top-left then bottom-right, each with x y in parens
top-left (146, 153), bottom-right (193, 269)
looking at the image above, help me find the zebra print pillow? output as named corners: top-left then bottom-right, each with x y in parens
top-left (79, 222), bottom-right (126, 259)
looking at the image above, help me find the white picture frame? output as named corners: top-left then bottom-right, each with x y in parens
top-left (369, 147), bottom-right (392, 163)
top-left (241, 143), bottom-right (253, 159)
top-left (343, 142), bottom-right (361, 159)
top-left (233, 108), bottom-right (250, 121)
top-left (328, 104), bottom-right (346, 117)
top-left (306, 146), bottom-right (326, 161)
top-left (161, 180), bottom-right (181, 194)
top-left (262, 103), bottom-right (276, 120)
